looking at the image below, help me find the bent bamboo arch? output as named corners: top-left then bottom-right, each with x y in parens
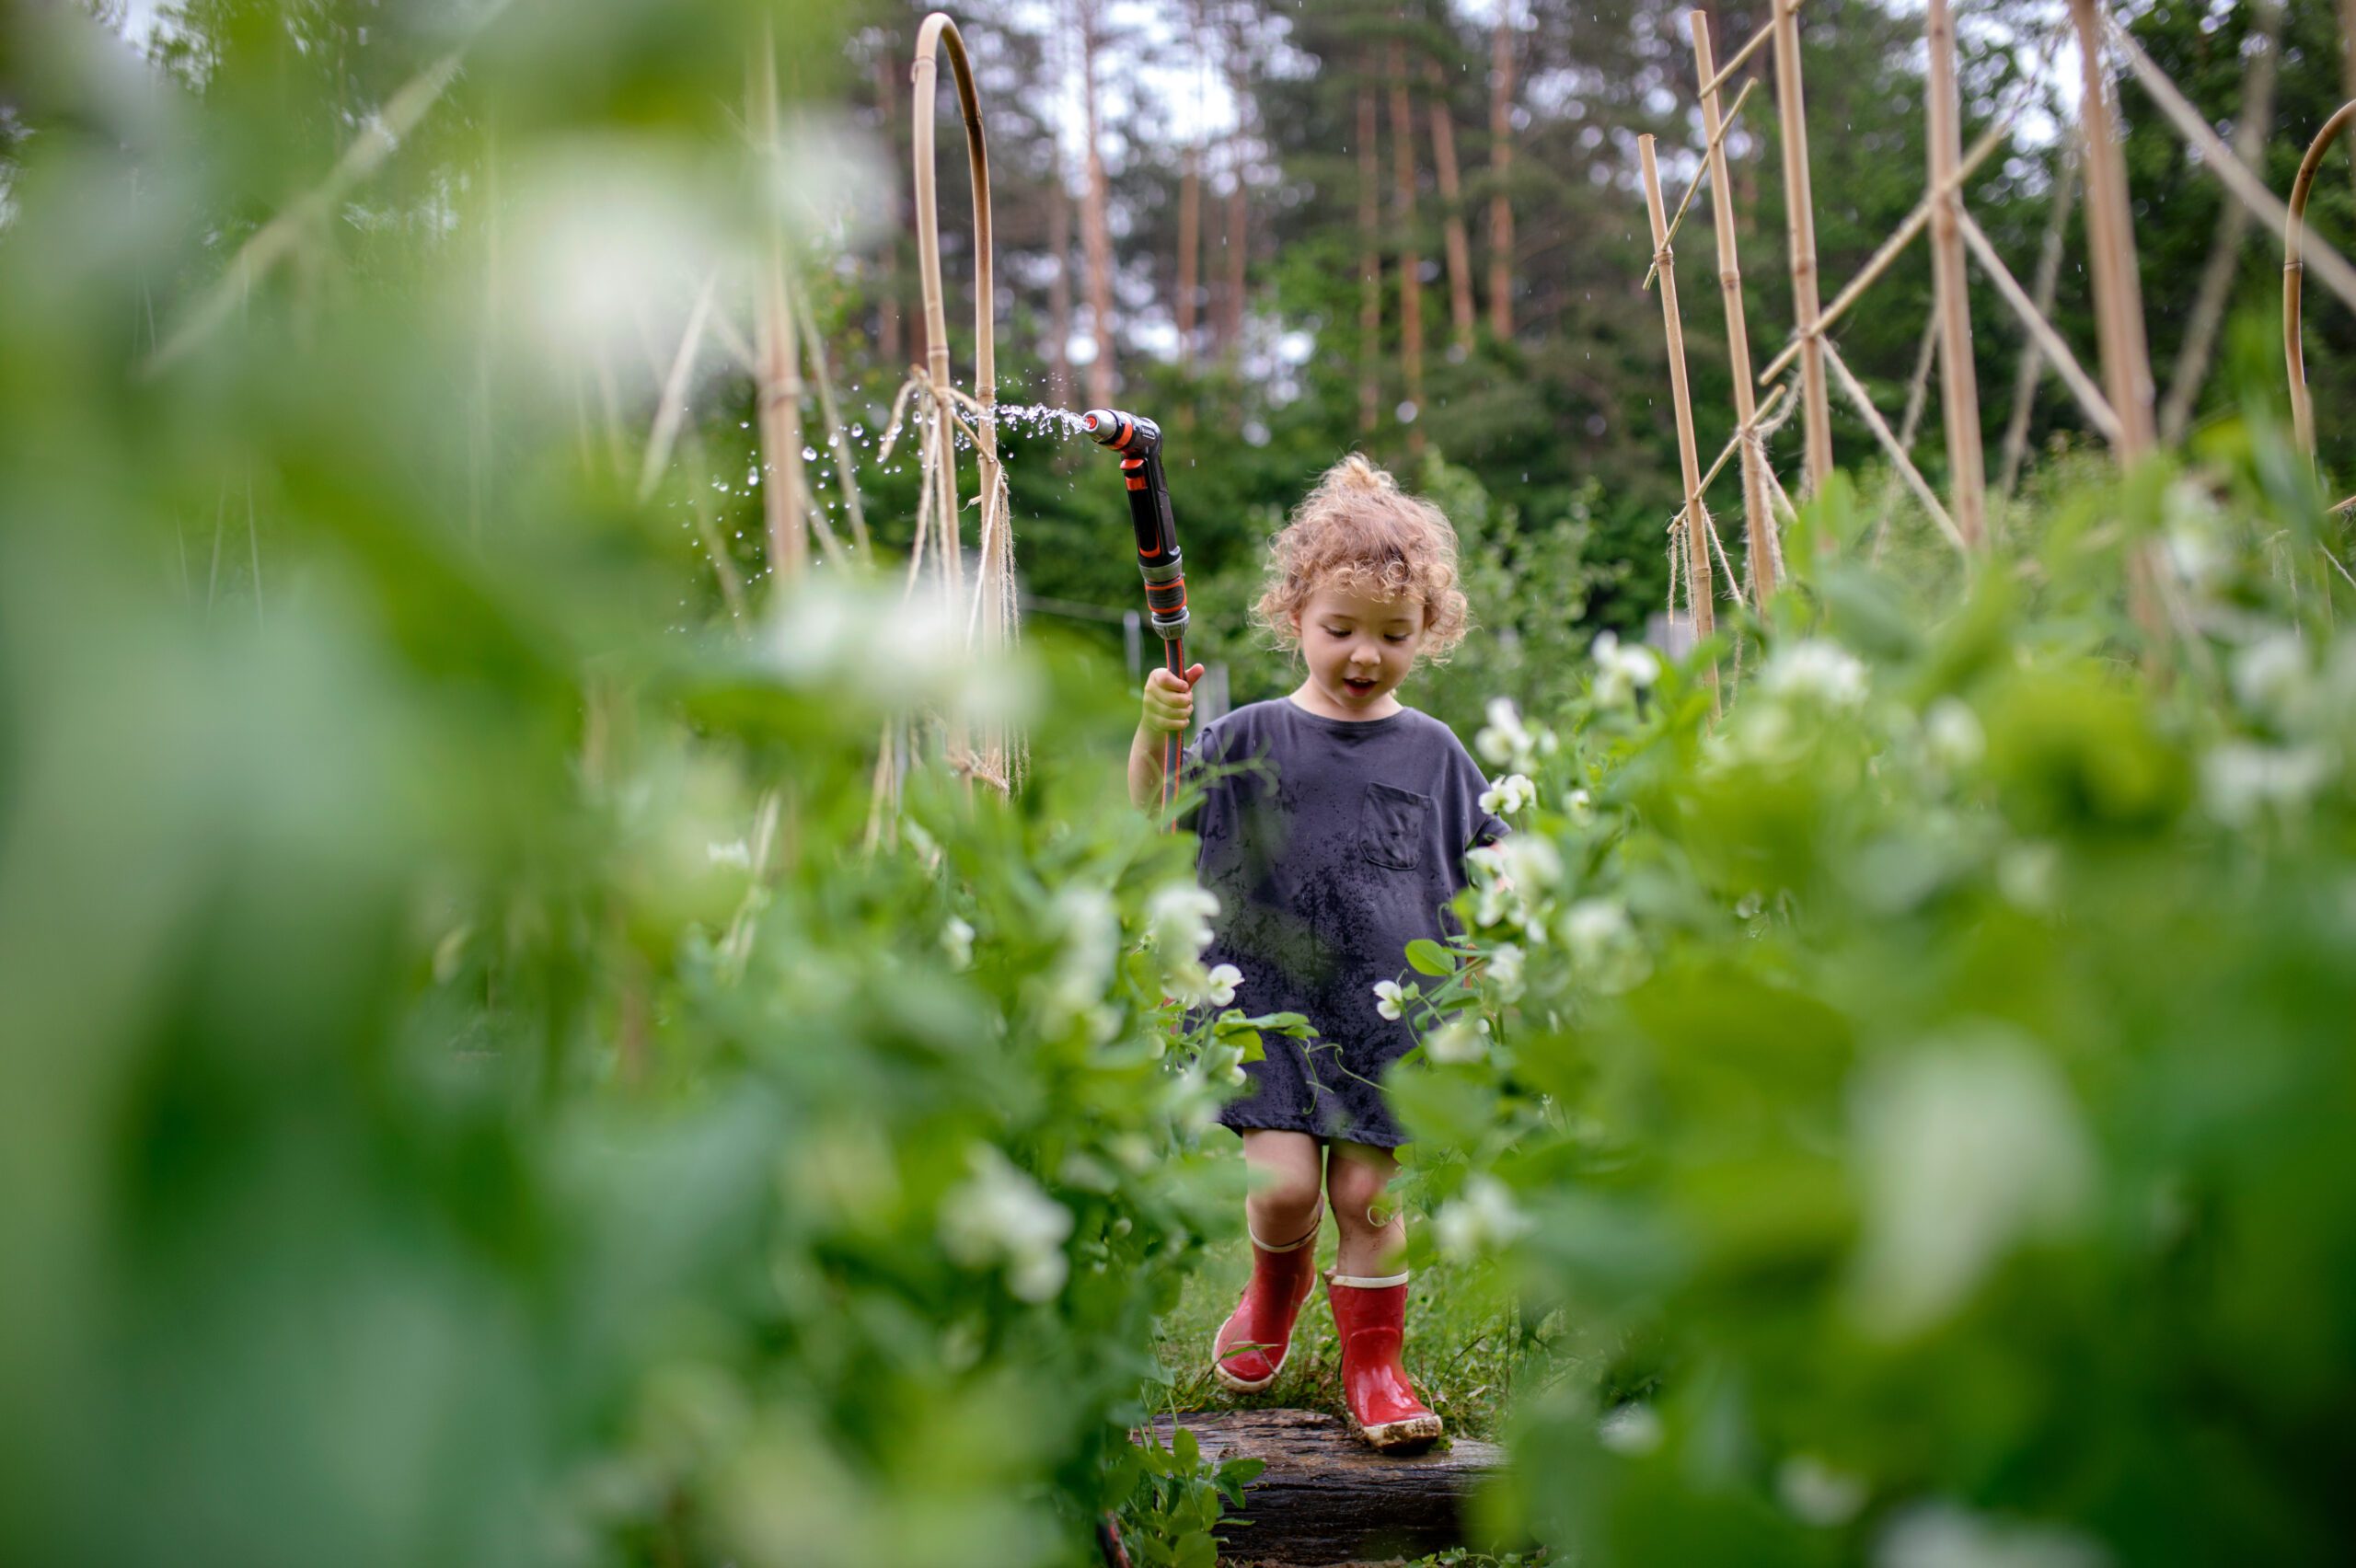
top-left (2285, 99), bottom-right (2356, 460)
top-left (870, 13), bottom-right (1021, 840)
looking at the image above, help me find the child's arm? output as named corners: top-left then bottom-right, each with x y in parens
top-left (1129, 663), bottom-right (1207, 812)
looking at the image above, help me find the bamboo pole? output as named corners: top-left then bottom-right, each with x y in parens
top-left (2107, 19), bottom-right (2356, 320)
top-left (911, 11), bottom-right (1015, 791)
top-left (795, 284), bottom-right (872, 557)
top-left (1820, 339), bottom-right (1966, 552)
top-left (1924, 0), bottom-right (1985, 548)
top-left (1692, 11), bottom-right (1775, 606)
top-left (2287, 102), bottom-right (2356, 457)
top-left (1698, 0), bottom-right (1808, 101)
top-left (1758, 98), bottom-right (2032, 385)
top-left (753, 35), bottom-right (809, 588)
top-left (2068, 0), bottom-right (2166, 651)
top-left (2161, 0), bottom-right (2283, 442)
top-left (1641, 135), bottom-right (1717, 702)
top-left (1642, 77), bottom-right (1759, 290)
top-left (1956, 208), bottom-right (2121, 445)
top-left (1770, 0), bottom-right (1832, 490)
top-left (2071, 0), bottom-right (2154, 459)
top-left (1997, 145), bottom-right (2079, 502)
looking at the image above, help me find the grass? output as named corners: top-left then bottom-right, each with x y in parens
top-left (1149, 1229), bottom-right (1541, 1444)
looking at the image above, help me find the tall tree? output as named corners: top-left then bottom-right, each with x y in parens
top-left (1358, 77), bottom-right (1382, 433)
top-left (1047, 168), bottom-right (1074, 405)
top-left (1177, 146), bottom-right (1201, 364)
top-left (1388, 39), bottom-right (1424, 446)
top-left (1428, 60), bottom-right (1475, 355)
top-left (1077, 0), bottom-right (1116, 406)
top-left (1487, 15), bottom-right (1515, 341)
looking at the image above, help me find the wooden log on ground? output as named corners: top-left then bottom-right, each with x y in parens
top-left (1147, 1408), bottom-right (1507, 1566)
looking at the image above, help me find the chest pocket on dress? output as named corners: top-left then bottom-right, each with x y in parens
top-left (1359, 782), bottom-right (1430, 870)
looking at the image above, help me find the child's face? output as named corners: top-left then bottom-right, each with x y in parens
top-left (1292, 584), bottom-right (1427, 714)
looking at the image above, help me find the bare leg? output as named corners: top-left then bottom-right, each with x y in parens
top-left (1328, 1141), bottom-right (1404, 1278)
top-left (1241, 1128), bottom-right (1324, 1245)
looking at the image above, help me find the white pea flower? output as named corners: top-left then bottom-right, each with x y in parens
top-left (1373, 978), bottom-right (1409, 1020)
top-left (1424, 1019), bottom-right (1486, 1065)
top-left (1565, 788), bottom-right (1593, 824)
top-left (1479, 773), bottom-right (1538, 816)
top-left (1761, 639), bottom-right (1871, 709)
top-left (2201, 742), bottom-right (2330, 827)
top-left (1476, 696), bottom-right (1533, 767)
top-left (1484, 941), bottom-right (1525, 1001)
top-left (1563, 898), bottom-right (1633, 967)
top-left (1596, 1402), bottom-right (1663, 1456)
top-left (1041, 884), bottom-right (1118, 1027)
top-left (706, 837), bottom-right (753, 869)
top-left (1923, 698), bottom-right (1985, 772)
top-left (1777, 1456), bottom-right (1869, 1528)
top-left (2230, 631), bottom-right (2309, 721)
top-left (1563, 897), bottom-right (1649, 993)
top-left (1851, 1034), bottom-right (2094, 1339)
top-left (1145, 882), bottom-right (1220, 956)
top-left (1875, 1502), bottom-right (2108, 1568)
top-left (941, 916), bottom-right (975, 971)
top-left (1499, 834), bottom-right (1564, 891)
top-left (1168, 961), bottom-right (1243, 1009)
top-left (939, 1145), bottom-right (1074, 1303)
top-left (1590, 630), bottom-right (1662, 707)
top-left (1434, 1175), bottom-right (1533, 1259)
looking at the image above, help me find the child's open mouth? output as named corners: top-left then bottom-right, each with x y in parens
top-left (1344, 676), bottom-right (1378, 694)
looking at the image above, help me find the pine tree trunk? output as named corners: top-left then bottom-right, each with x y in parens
top-left (1388, 41), bottom-right (1424, 448)
top-left (1177, 145), bottom-right (1200, 366)
top-left (1222, 158), bottom-right (1247, 352)
top-left (1079, 4), bottom-right (1117, 408)
top-left (1048, 170), bottom-right (1073, 407)
top-left (1427, 63), bottom-right (1475, 356)
top-left (1486, 20), bottom-right (1514, 342)
top-left (1357, 81), bottom-right (1381, 433)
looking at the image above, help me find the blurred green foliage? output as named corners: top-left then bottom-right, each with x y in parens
top-left (1407, 442), bottom-right (2356, 1563)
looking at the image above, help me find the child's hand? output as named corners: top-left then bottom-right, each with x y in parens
top-left (1141, 663), bottom-right (1207, 734)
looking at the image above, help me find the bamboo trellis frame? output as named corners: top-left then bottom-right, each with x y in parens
top-left (2287, 100), bottom-right (2356, 459)
top-left (1691, 12), bottom-right (1774, 606)
top-left (872, 10), bottom-right (1024, 830)
top-left (1641, 133), bottom-right (1719, 708)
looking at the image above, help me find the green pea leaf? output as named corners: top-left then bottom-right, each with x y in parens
top-left (1406, 938), bottom-right (1457, 975)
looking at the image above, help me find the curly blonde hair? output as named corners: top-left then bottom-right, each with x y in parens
top-left (1252, 454), bottom-right (1470, 660)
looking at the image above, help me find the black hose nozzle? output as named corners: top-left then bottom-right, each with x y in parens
top-left (1081, 408), bottom-right (1185, 641)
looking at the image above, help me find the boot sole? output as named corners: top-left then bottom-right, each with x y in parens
top-left (1209, 1345), bottom-right (1288, 1393)
top-left (1346, 1410), bottom-right (1445, 1453)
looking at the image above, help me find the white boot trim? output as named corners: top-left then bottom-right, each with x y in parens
top-left (1328, 1270), bottom-right (1411, 1289)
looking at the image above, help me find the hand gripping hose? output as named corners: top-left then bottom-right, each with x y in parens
top-left (1082, 409), bottom-right (1190, 816)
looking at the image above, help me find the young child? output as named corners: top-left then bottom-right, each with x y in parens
top-left (1127, 454), bottom-right (1507, 1452)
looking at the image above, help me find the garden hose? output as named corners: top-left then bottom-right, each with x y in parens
top-left (1082, 409), bottom-right (1190, 816)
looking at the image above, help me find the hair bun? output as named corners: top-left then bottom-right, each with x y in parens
top-left (1333, 453), bottom-right (1395, 494)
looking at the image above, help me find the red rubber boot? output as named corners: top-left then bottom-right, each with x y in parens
top-left (1325, 1270), bottom-right (1444, 1451)
top-left (1210, 1209), bottom-right (1322, 1391)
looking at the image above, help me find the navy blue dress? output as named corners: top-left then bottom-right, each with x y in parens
top-left (1181, 698), bottom-right (1507, 1147)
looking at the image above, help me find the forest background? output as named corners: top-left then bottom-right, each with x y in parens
top-left (790, 0), bottom-right (2356, 714)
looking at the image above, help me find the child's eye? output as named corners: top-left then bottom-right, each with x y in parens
top-left (1384, 633), bottom-right (1409, 643)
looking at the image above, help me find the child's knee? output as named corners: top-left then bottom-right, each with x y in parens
top-left (1326, 1152), bottom-right (1396, 1232)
